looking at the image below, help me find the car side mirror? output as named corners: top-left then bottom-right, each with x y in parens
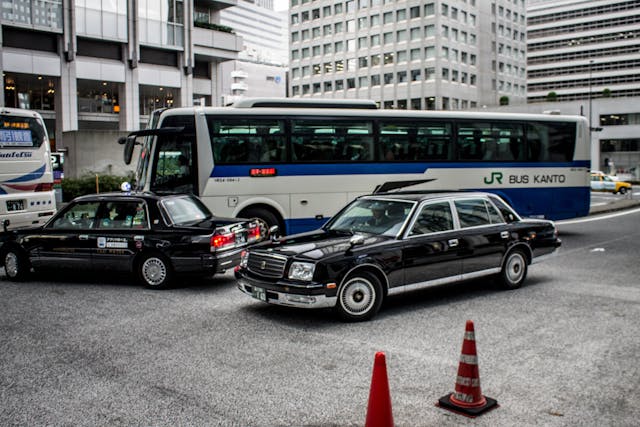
top-left (2, 219), bottom-right (9, 232)
top-left (269, 225), bottom-right (280, 240)
top-left (349, 234), bottom-right (365, 248)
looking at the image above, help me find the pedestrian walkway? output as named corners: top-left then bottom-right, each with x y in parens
top-left (589, 197), bottom-right (640, 215)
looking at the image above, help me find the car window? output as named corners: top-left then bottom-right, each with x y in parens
top-left (327, 198), bottom-right (413, 236)
top-left (409, 201), bottom-right (454, 235)
top-left (455, 199), bottom-right (493, 228)
top-left (160, 196), bottom-right (211, 225)
top-left (49, 202), bottom-right (100, 229)
top-left (97, 201), bottom-right (149, 229)
top-left (489, 195), bottom-right (519, 223)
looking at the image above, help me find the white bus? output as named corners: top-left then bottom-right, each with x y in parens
top-left (0, 108), bottom-right (57, 230)
top-left (121, 99), bottom-right (590, 235)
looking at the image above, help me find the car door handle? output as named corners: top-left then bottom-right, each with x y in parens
top-left (501, 231), bottom-right (510, 239)
top-left (79, 235), bottom-right (88, 240)
top-left (448, 239), bottom-right (459, 247)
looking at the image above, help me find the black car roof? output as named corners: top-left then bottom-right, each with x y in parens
top-left (71, 192), bottom-right (191, 203)
top-left (362, 191), bottom-right (495, 203)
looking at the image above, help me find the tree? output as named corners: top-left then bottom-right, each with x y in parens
top-left (499, 96), bottom-right (509, 106)
top-left (602, 88), bottom-right (611, 98)
top-left (546, 91), bottom-right (557, 102)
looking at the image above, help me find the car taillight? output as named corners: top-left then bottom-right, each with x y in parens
top-left (211, 232), bottom-right (236, 250)
top-left (249, 225), bottom-right (261, 240)
top-left (34, 183), bottom-right (54, 192)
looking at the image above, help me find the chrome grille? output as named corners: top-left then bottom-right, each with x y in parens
top-left (247, 252), bottom-right (287, 278)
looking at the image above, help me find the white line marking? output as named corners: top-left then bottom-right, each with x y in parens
top-left (558, 207), bottom-right (640, 225)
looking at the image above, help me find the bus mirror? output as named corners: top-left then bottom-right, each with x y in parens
top-left (123, 136), bottom-right (136, 165)
top-left (117, 136), bottom-right (127, 145)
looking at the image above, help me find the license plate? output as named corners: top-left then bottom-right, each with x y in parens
top-left (6, 199), bottom-right (25, 212)
top-left (252, 286), bottom-right (267, 302)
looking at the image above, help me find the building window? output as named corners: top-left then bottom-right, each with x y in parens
top-left (3, 73), bottom-right (57, 111)
top-left (139, 0), bottom-right (184, 47)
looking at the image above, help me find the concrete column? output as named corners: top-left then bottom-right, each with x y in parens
top-left (0, 23), bottom-right (4, 107)
top-left (211, 61), bottom-right (221, 106)
top-left (120, 70), bottom-right (140, 131)
top-left (58, 53), bottom-right (78, 133)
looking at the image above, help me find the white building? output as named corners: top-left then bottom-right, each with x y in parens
top-left (1, 0), bottom-right (243, 177)
top-left (526, 0), bottom-right (640, 175)
top-left (219, 0), bottom-right (289, 104)
top-left (288, 0), bottom-right (527, 110)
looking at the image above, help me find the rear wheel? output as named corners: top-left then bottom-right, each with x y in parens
top-left (335, 271), bottom-right (383, 322)
top-left (499, 249), bottom-right (528, 289)
top-left (3, 247), bottom-right (30, 282)
top-left (619, 187), bottom-right (627, 195)
top-left (137, 253), bottom-right (172, 289)
top-left (240, 207), bottom-right (283, 236)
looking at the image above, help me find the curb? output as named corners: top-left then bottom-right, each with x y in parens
top-left (588, 198), bottom-right (640, 216)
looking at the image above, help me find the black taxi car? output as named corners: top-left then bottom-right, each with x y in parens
top-left (0, 192), bottom-right (262, 288)
top-left (236, 192), bottom-right (561, 321)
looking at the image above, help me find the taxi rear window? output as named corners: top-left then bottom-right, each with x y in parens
top-left (161, 196), bottom-right (211, 225)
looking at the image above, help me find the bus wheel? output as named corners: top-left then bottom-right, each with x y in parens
top-left (335, 271), bottom-right (383, 322)
top-left (137, 253), bottom-right (172, 289)
top-left (240, 208), bottom-right (282, 235)
top-left (3, 247), bottom-right (30, 282)
top-left (499, 249), bottom-right (528, 290)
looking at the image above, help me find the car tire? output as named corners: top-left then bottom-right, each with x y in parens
top-left (137, 253), bottom-right (172, 289)
top-left (2, 246), bottom-right (30, 282)
top-left (499, 249), bottom-right (528, 290)
top-left (619, 187), bottom-right (627, 195)
top-left (336, 271), bottom-right (383, 322)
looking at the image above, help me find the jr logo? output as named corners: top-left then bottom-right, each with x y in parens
top-left (484, 172), bottom-right (503, 185)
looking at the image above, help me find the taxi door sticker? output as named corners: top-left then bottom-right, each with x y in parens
top-left (98, 237), bottom-right (106, 248)
top-left (106, 237), bottom-right (128, 248)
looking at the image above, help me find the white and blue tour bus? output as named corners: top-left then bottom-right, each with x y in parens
top-left (1, 108), bottom-right (57, 231)
top-left (121, 98), bottom-right (590, 235)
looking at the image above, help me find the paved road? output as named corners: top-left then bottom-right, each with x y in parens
top-left (1, 205), bottom-right (639, 426)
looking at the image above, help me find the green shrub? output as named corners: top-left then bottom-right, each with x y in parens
top-left (61, 174), bottom-right (134, 202)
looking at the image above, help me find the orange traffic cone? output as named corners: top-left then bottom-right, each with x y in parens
top-left (365, 352), bottom-right (394, 427)
top-left (437, 320), bottom-right (498, 418)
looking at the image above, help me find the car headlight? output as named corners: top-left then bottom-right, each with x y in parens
top-left (288, 262), bottom-right (315, 281)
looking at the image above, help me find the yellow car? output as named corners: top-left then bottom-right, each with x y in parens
top-left (590, 172), bottom-right (632, 195)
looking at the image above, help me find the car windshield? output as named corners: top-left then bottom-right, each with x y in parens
top-left (160, 196), bottom-right (212, 226)
top-left (326, 198), bottom-right (414, 236)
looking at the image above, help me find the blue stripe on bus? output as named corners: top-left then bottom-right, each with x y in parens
top-left (5, 164), bottom-right (46, 183)
top-left (283, 186), bottom-right (590, 234)
top-left (211, 161), bottom-right (590, 177)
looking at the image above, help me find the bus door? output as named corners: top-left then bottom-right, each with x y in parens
top-left (150, 132), bottom-right (197, 195)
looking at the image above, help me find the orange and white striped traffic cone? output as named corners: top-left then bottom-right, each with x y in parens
top-left (437, 320), bottom-right (498, 418)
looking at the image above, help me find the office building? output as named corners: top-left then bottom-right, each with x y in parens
top-left (288, 0), bottom-right (527, 110)
top-left (526, 0), bottom-right (640, 174)
top-left (219, 0), bottom-right (289, 104)
top-left (1, 0), bottom-right (243, 176)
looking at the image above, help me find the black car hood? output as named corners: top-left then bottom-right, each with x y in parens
top-left (258, 230), bottom-right (389, 260)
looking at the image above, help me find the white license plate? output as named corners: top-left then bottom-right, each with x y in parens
top-left (252, 286), bottom-right (267, 302)
top-left (6, 199), bottom-right (25, 212)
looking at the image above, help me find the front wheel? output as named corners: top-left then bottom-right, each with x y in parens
top-left (3, 247), bottom-right (30, 282)
top-left (499, 249), bottom-right (528, 289)
top-left (335, 271), bottom-right (383, 322)
top-left (137, 253), bottom-right (172, 289)
top-left (618, 187), bottom-right (627, 195)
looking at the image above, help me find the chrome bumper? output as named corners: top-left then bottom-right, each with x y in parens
top-left (237, 279), bottom-right (337, 309)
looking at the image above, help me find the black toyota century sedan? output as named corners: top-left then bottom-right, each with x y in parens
top-left (0, 192), bottom-right (262, 288)
top-left (236, 192), bottom-right (561, 321)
